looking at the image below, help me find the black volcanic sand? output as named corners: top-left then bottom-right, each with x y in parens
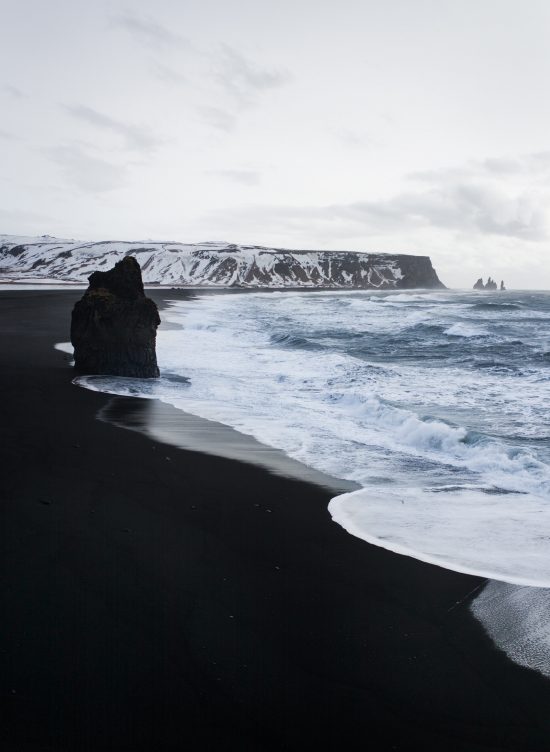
top-left (2, 288), bottom-right (550, 752)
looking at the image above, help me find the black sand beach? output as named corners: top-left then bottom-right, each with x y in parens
top-left (2, 288), bottom-right (550, 752)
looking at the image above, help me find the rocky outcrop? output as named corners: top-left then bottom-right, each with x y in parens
top-left (473, 277), bottom-right (500, 291)
top-left (70, 257), bottom-right (160, 378)
top-left (0, 235), bottom-right (446, 289)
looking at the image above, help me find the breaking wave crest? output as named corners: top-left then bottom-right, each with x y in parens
top-left (472, 302), bottom-right (522, 311)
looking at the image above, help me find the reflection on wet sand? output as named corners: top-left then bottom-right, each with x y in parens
top-left (99, 396), bottom-right (356, 494)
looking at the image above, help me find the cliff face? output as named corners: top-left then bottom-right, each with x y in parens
top-left (0, 235), bottom-right (445, 289)
top-left (71, 257), bottom-right (160, 378)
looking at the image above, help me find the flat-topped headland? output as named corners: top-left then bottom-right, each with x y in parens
top-left (0, 234), bottom-right (445, 289)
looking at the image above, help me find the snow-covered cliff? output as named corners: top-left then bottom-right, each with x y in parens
top-left (0, 235), bottom-right (445, 289)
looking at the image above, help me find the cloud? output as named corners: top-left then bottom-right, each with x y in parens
top-left (198, 106), bottom-right (236, 133)
top-left (207, 169), bottom-right (261, 186)
top-left (0, 128), bottom-right (19, 141)
top-left (399, 151), bottom-right (550, 240)
top-left (64, 104), bottom-right (162, 152)
top-left (333, 128), bottom-right (380, 149)
top-left (205, 151), bottom-right (550, 243)
top-left (150, 61), bottom-right (187, 85)
top-left (0, 206), bottom-right (52, 227)
top-left (341, 185), bottom-right (547, 241)
top-left (214, 44), bottom-right (291, 105)
top-left (197, 47), bottom-right (291, 133)
top-left (44, 145), bottom-right (127, 193)
top-left (2, 84), bottom-right (25, 99)
top-left (410, 151), bottom-right (550, 182)
top-left (110, 10), bottom-right (186, 49)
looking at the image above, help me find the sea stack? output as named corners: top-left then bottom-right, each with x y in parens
top-left (71, 256), bottom-right (160, 377)
top-left (473, 277), bottom-right (499, 291)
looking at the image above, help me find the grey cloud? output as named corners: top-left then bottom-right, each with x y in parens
top-left (151, 62), bottom-right (187, 85)
top-left (342, 184), bottom-right (547, 240)
top-left (198, 106), bottom-right (236, 133)
top-left (334, 128), bottom-right (380, 149)
top-left (0, 207), bottom-right (52, 226)
top-left (0, 128), bottom-right (19, 141)
top-left (201, 203), bottom-right (369, 247)
top-left (2, 84), bottom-right (25, 99)
top-left (482, 152), bottom-right (550, 176)
top-left (214, 44), bottom-right (291, 104)
top-left (387, 152), bottom-right (550, 241)
top-left (408, 166), bottom-right (467, 183)
top-left (64, 104), bottom-right (161, 152)
top-left (410, 151), bottom-right (550, 183)
top-left (45, 145), bottom-right (126, 193)
top-left (206, 180), bottom-right (547, 243)
top-left (481, 157), bottom-right (525, 175)
top-left (207, 169), bottom-right (261, 186)
top-left (110, 10), bottom-right (186, 49)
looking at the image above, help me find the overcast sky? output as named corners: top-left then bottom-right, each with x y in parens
top-left (2, 0), bottom-right (550, 287)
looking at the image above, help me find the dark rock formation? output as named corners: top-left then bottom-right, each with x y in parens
top-left (473, 277), bottom-right (498, 291)
top-left (71, 256), bottom-right (160, 377)
top-left (389, 254), bottom-right (445, 289)
top-left (500, 280), bottom-right (506, 291)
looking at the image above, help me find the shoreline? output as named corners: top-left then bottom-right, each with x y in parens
top-left (96, 394), bottom-right (357, 494)
top-left (2, 288), bottom-right (550, 750)
top-left (76, 287), bottom-right (357, 494)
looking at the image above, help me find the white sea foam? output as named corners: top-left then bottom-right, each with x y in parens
top-left (55, 342), bottom-right (73, 354)
top-left (444, 322), bottom-right (489, 337)
top-left (329, 487), bottom-right (550, 587)
top-left (471, 581), bottom-right (550, 677)
top-left (379, 292), bottom-right (447, 303)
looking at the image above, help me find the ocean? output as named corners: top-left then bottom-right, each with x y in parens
top-left (72, 287), bottom-right (550, 677)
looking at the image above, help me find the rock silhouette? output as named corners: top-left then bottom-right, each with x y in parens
top-left (473, 277), bottom-right (500, 291)
top-left (71, 256), bottom-right (160, 377)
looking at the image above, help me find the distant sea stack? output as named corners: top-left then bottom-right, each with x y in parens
top-left (0, 236), bottom-right (445, 289)
top-left (473, 277), bottom-right (503, 291)
top-left (71, 257), bottom-right (160, 378)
